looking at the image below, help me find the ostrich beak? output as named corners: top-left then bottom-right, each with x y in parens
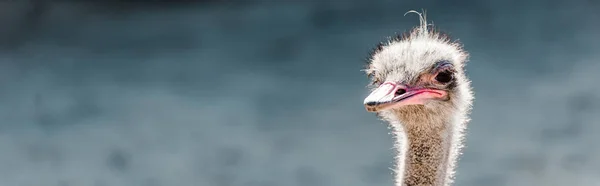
top-left (363, 82), bottom-right (447, 112)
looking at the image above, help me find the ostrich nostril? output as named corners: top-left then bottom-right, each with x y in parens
top-left (396, 89), bottom-right (407, 95)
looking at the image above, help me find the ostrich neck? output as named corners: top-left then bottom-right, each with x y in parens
top-left (389, 109), bottom-right (458, 186)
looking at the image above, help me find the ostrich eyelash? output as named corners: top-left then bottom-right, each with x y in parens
top-left (433, 61), bottom-right (454, 72)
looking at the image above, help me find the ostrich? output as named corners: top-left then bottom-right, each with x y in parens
top-left (363, 11), bottom-right (474, 186)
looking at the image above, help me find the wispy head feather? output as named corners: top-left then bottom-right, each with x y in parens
top-left (404, 9), bottom-right (431, 37)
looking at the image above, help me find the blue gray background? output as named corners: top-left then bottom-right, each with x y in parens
top-left (0, 0), bottom-right (599, 186)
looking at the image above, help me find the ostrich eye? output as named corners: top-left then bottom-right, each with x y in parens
top-left (434, 70), bottom-right (454, 84)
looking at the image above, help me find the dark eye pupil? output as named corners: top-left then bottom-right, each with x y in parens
top-left (435, 70), bottom-right (453, 83)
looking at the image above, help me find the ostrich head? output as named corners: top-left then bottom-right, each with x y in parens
top-left (363, 12), bottom-right (473, 124)
top-left (363, 11), bottom-right (474, 185)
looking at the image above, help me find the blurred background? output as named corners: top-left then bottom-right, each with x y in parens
top-left (0, 0), bottom-right (599, 186)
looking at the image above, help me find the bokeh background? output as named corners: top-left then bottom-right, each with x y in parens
top-left (0, 0), bottom-right (599, 186)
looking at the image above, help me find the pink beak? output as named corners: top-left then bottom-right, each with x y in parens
top-left (363, 81), bottom-right (447, 112)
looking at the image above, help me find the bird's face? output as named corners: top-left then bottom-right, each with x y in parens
top-left (364, 61), bottom-right (456, 112)
top-left (363, 37), bottom-right (469, 114)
